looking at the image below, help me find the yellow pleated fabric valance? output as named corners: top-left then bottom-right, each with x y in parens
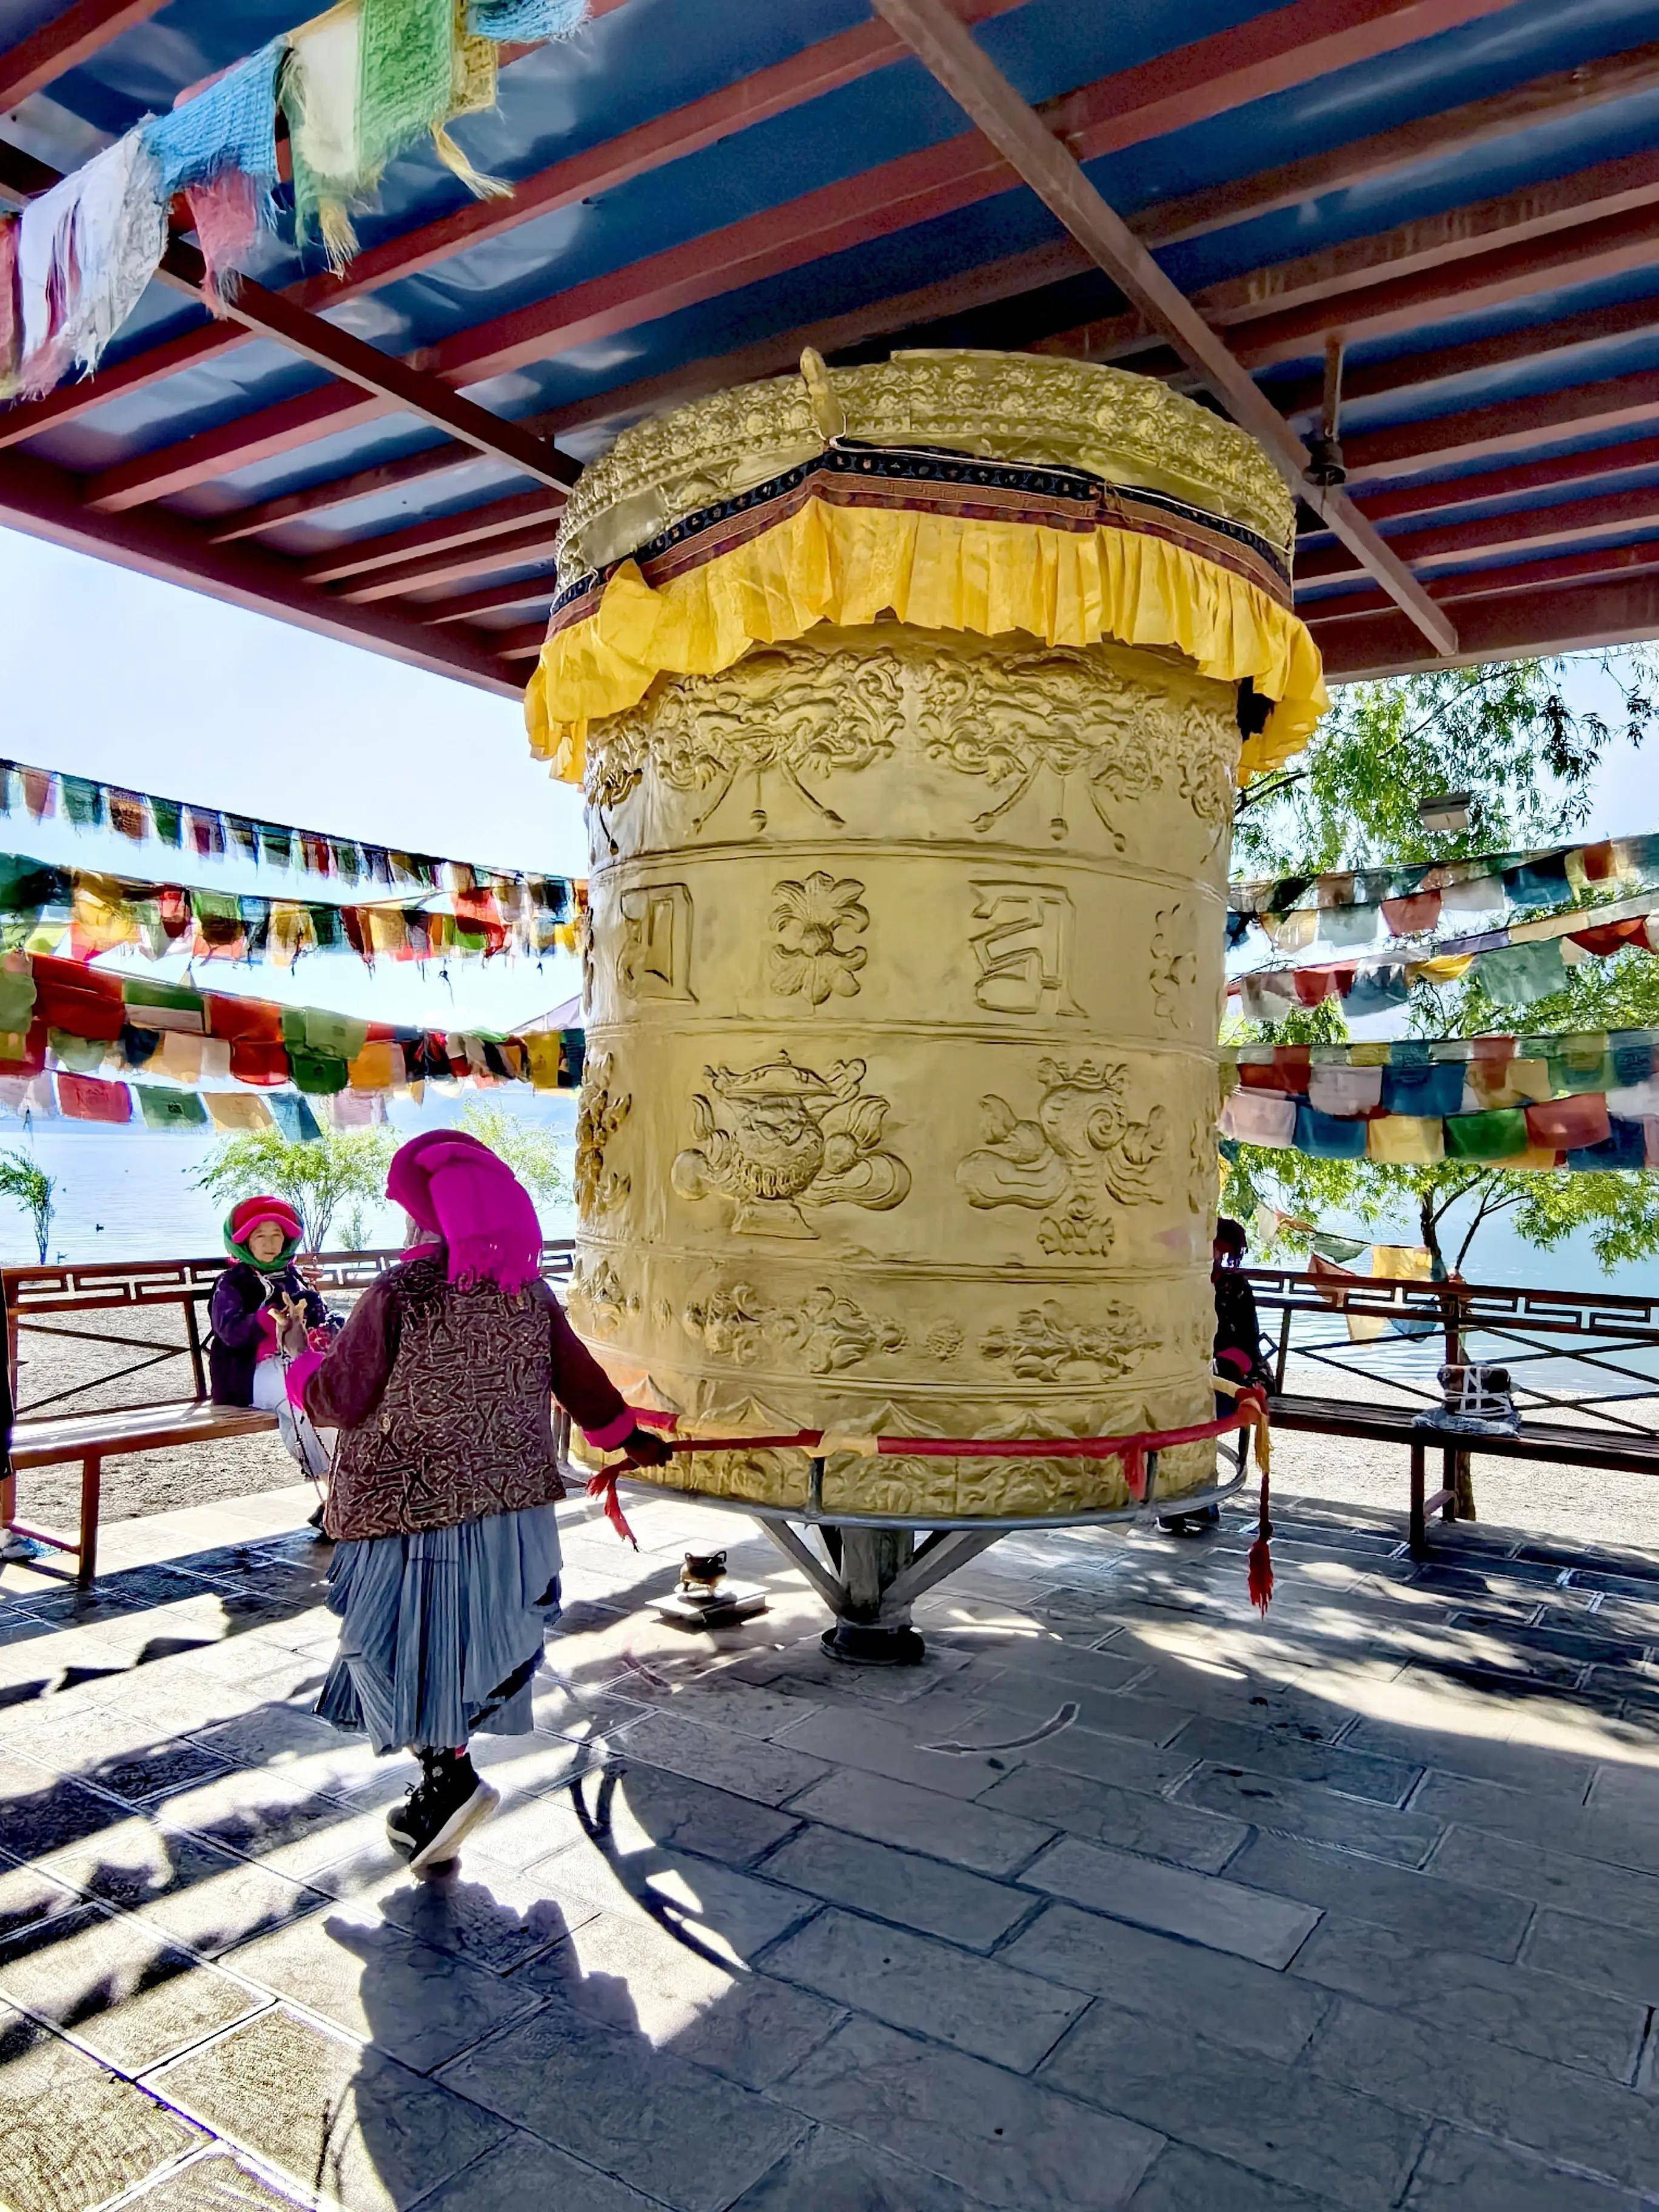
top-left (526, 489), bottom-right (1327, 789)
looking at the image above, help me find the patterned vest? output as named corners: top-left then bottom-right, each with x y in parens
top-left (326, 1255), bottom-right (568, 1541)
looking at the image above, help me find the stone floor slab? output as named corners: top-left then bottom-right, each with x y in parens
top-left (1222, 1833), bottom-right (1532, 1960)
top-left (532, 1835), bottom-right (814, 1966)
top-left (1003, 1901), bottom-right (1330, 2062)
top-left (223, 1906), bottom-right (540, 2073)
top-left (1290, 1912), bottom-right (1646, 2082)
top-left (1401, 2123), bottom-right (1649, 2210)
top-left (725, 2123), bottom-right (979, 2210)
top-left (506, 1905), bottom-right (842, 2088)
top-left (1522, 1906), bottom-right (1659, 2005)
top-left (976, 1763), bottom-right (1248, 1872)
top-left (1019, 1835), bottom-right (1320, 1967)
top-left (1041, 1998), bottom-right (1426, 2212)
top-left (0, 1999), bottom-right (206, 2212)
top-left (437, 2000), bottom-right (808, 2212)
top-left (535, 1759), bottom-right (803, 1874)
top-left (1164, 1715), bottom-right (1421, 1805)
top-left (788, 1767), bottom-right (1051, 1878)
top-left (118, 2147), bottom-right (317, 2209)
top-left (414, 2128), bottom-right (662, 2212)
top-left (1307, 1992), bottom-right (1659, 2194)
top-left (1173, 1762), bottom-right (1443, 1865)
top-left (1429, 1820), bottom-right (1659, 1931)
top-left (41, 1814), bottom-right (326, 1958)
top-left (1125, 2142), bottom-right (1332, 2211)
top-left (0, 1855), bottom-right (81, 1943)
top-left (567, 1706), bottom-right (830, 1810)
top-left (150, 2005), bottom-right (509, 2212)
top-left (0, 1898), bottom-right (261, 2072)
top-left (763, 1905), bottom-right (1085, 2070)
top-left (774, 2013), bottom-right (1161, 2211)
top-left (1407, 1768), bottom-right (1659, 1874)
top-left (770, 1702), bottom-right (1025, 1800)
top-left (759, 1824), bottom-right (1031, 1951)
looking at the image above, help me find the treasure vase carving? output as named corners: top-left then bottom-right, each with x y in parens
top-left (540, 352), bottom-right (1321, 1526)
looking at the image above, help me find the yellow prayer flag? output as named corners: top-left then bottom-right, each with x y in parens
top-left (205, 1093), bottom-right (272, 1131)
top-left (1367, 1119), bottom-right (1444, 1166)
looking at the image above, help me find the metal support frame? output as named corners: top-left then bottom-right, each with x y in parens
top-left (615, 1440), bottom-right (1252, 1660)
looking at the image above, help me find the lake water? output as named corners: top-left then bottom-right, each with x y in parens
top-left (0, 1098), bottom-right (577, 1263)
top-left (2, 1107), bottom-right (1654, 1347)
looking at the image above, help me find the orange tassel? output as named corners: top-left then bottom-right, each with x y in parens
top-left (1247, 1453), bottom-right (1274, 1614)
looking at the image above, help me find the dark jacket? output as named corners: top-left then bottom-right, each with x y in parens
top-left (299, 1250), bottom-right (630, 1541)
top-left (207, 1261), bottom-right (331, 1406)
top-left (1213, 1265), bottom-right (1267, 1386)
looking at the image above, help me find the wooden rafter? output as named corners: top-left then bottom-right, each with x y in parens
top-left (21, 0), bottom-right (1524, 515)
top-left (865, 0), bottom-right (1457, 655)
top-left (0, 0), bottom-right (171, 113)
top-left (1312, 560), bottom-right (1659, 678)
top-left (0, 146), bottom-right (575, 499)
top-left (1344, 369), bottom-right (1659, 478)
top-left (1300, 480), bottom-right (1659, 586)
top-left (0, 447), bottom-right (518, 692)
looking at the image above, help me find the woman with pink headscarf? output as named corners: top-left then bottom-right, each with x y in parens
top-left (280, 1128), bottom-right (669, 1872)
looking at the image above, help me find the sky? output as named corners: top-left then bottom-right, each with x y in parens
top-left (0, 525), bottom-right (588, 1028)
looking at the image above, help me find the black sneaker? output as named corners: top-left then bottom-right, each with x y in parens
top-left (386, 1757), bottom-right (500, 1872)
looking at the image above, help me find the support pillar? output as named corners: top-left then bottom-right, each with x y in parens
top-left (821, 1526), bottom-right (925, 1665)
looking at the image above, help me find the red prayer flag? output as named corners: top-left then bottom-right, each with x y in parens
top-left (56, 1071), bottom-right (132, 1124)
top-left (1525, 1093), bottom-right (1610, 1150)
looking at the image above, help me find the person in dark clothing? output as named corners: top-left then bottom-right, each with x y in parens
top-left (1211, 1215), bottom-right (1268, 1394)
top-left (1162, 1217), bottom-right (1268, 1536)
top-left (281, 1129), bottom-right (672, 1873)
top-left (209, 1197), bottom-right (337, 1492)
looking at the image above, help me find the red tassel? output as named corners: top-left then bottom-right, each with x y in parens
top-left (1247, 1457), bottom-right (1274, 1614)
top-left (1121, 1443), bottom-right (1146, 1501)
top-left (585, 1465), bottom-right (638, 1549)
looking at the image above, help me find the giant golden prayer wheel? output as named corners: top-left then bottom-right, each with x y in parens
top-left (528, 350), bottom-right (1324, 1532)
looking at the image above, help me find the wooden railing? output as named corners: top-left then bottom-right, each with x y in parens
top-left (1244, 1267), bottom-right (1659, 1445)
top-left (3, 1241), bottom-right (577, 1417)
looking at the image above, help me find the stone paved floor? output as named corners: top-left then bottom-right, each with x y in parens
top-left (4, 1480), bottom-right (1659, 2211)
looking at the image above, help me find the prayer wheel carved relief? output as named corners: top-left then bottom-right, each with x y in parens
top-left (533, 352), bottom-right (1325, 1520)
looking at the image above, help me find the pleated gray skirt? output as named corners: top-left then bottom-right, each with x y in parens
top-left (316, 1503), bottom-right (563, 1755)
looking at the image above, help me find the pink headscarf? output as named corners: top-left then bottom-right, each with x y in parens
top-left (386, 1130), bottom-right (541, 1293)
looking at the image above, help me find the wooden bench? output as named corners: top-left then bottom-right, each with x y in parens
top-left (2, 1401), bottom-right (278, 1582)
top-left (1270, 1392), bottom-right (1659, 1554)
top-left (1, 1242), bottom-right (577, 1583)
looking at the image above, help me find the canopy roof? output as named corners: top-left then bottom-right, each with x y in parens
top-left (2, 0), bottom-right (1657, 699)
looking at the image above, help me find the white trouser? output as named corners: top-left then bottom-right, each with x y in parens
top-left (252, 1356), bottom-right (335, 1480)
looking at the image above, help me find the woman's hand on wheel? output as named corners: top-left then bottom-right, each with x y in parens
top-left (623, 1425), bottom-right (673, 1469)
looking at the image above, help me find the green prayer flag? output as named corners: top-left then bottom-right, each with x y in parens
top-left (1445, 1107), bottom-right (1530, 1162)
top-left (150, 797), bottom-right (183, 846)
top-left (60, 776), bottom-right (106, 829)
top-left (1310, 1233), bottom-right (1367, 1263)
top-left (358, 0), bottom-right (454, 174)
top-left (136, 1086), bottom-right (208, 1131)
top-left (1479, 939), bottom-right (1567, 1007)
top-left (1546, 1051), bottom-right (1615, 1098)
top-left (49, 1031), bottom-right (107, 1073)
top-left (304, 1010), bottom-right (367, 1060)
top-left (122, 979), bottom-right (204, 1015)
top-left (289, 1047), bottom-right (349, 1096)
